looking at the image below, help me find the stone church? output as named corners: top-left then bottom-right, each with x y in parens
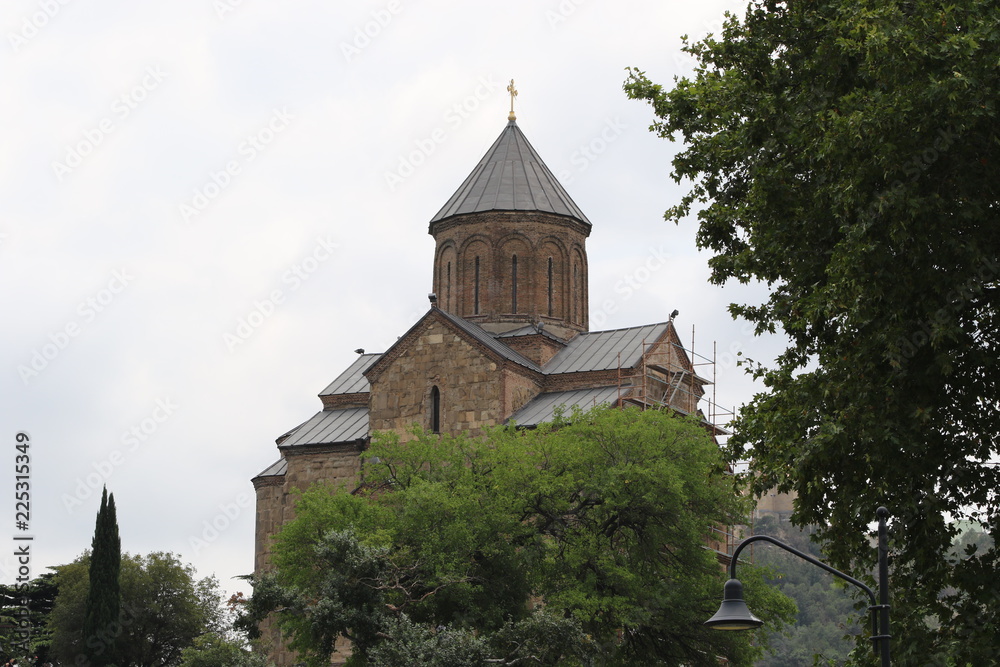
top-left (252, 104), bottom-right (722, 665)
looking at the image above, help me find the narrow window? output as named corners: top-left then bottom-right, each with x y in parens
top-left (511, 254), bottom-right (518, 313)
top-left (474, 256), bottom-right (480, 315)
top-left (430, 386), bottom-right (441, 433)
top-left (573, 263), bottom-right (579, 323)
top-left (547, 257), bottom-right (553, 317)
top-left (446, 261), bottom-right (452, 311)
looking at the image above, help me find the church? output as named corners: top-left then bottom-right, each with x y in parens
top-left (252, 90), bottom-right (725, 665)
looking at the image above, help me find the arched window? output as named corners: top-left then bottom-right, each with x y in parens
top-left (511, 254), bottom-right (518, 313)
top-left (547, 257), bottom-right (553, 317)
top-left (474, 256), bottom-right (481, 315)
top-left (573, 262), bottom-right (579, 324)
top-left (446, 261), bottom-right (452, 311)
top-left (430, 386), bottom-right (441, 433)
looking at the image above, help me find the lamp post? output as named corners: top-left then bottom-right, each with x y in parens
top-left (705, 507), bottom-right (891, 667)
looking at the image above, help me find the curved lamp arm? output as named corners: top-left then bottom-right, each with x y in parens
top-left (707, 508), bottom-right (890, 667)
top-left (729, 534), bottom-right (876, 607)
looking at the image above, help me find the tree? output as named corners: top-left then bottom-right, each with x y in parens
top-left (751, 518), bottom-right (858, 667)
top-left (177, 592), bottom-right (272, 667)
top-left (242, 406), bottom-right (794, 666)
top-left (176, 634), bottom-right (270, 667)
top-left (48, 551), bottom-right (223, 666)
top-left (624, 1), bottom-right (1000, 663)
top-left (0, 572), bottom-right (58, 662)
top-left (84, 487), bottom-right (121, 666)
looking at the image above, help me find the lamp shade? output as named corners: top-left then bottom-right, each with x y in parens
top-left (705, 579), bottom-right (764, 630)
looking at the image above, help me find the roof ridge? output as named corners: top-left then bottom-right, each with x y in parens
top-left (541, 321), bottom-right (673, 375)
top-left (434, 308), bottom-right (543, 373)
top-left (319, 352), bottom-right (382, 396)
top-left (577, 321), bottom-right (671, 335)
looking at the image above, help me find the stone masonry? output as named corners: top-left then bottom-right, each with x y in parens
top-left (251, 116), bottom-right (718, 667)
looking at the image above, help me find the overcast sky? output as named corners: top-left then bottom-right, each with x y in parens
top-left (0, 0), bottom-right (784, 600)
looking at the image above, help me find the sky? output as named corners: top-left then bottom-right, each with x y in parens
top-left (0, 0), bottom-right (785, 601)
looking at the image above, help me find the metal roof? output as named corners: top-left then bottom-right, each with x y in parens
top-left (495, 324), bottom-right (540, 338)
top-left (320, 353), bottom-right (382, 396)
top-left (279, 407), bottom-right (369, 447)
top-left (254, 458), bottom-right (287, 478)
top-left (542, 322), bottom-right (671, 374)
top-left (429, 120), bottom-right (591, 225)
top-left (506, 386), bottom-right (621, 426)
top-left (435, 308), bottom-right (543, 373)
top-left (278, 318), bottom-right (694, 444)
top-left (495, 323), bottom-right (566, 343)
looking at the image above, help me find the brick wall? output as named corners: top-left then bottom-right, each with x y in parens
top-left (431, 211), bottom-right (590, 336)
top-left (500, 332), bottom-right (566, 366)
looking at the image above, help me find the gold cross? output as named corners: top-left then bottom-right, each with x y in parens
top-left (507, 79), bottom-right (518, 121)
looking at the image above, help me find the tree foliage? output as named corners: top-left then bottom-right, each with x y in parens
top-left (84, 487), bottom-right (121, 666)
top-left (0, 572), bottom-right (58, 662)
top-left (49, 551), bottom-right (223, 667)
top-left (624, 1), bottom-right (1000, 664)
top-left (176, 592), bottom-right (272, 667)
top-left (176, 633), bottom-right (270, 667)
top-left (751, 516), bottom-right (858, 667)
top-left (242, 406), bottom-right (793, 666)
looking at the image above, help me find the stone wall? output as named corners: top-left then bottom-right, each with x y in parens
top-left (253, 318), bottom-right (719, 667)
top-left (500, 332), bottom-right (566, 366)
top-left (253, 444), bottom-right (364, 667)
top-left (281, 445), bottom-right (364, 501)
top-left (253, 475), bottom-right (285, 574)
top-left (504, 366), bottom-right (544, 418)
top-left (254, 445), bottom-right (364, 571)
top-left (368, 316), bottom-right (542, 438)
top-left (755, 488), bottom-right (797, 517)
top-left (641, 329), bottom-right (705, 415)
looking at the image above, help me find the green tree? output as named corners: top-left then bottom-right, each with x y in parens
top-left (177, 592), bottom-right (271, 667)
top-left (176, 633), bottom-right (270, 667)
top-left (242, 407), bottom-right (794, 666)
top-left (624, 1), bottom-right (1000, 663)
top-left (0, 572), bottom-right (58, 662)
top-left (751, 518), bottom-right (858, 667)
top-left (84, 487), bottom-right (121, 666)
top-left (947, 522), bottom-right (994, 562)
top-left (49, 551), bottom-right (223, 666)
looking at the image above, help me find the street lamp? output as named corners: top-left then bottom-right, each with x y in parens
top-left (706, 507), bottom-right (891, 667)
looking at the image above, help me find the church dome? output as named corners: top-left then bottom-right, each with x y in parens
top-left (429, 119), bottom-right (591, 227)
top-left (429, 115), bottom-right (591, 338)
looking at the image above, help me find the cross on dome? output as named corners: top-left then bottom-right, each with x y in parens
top-left (507, 79), bottom-right (518, 121)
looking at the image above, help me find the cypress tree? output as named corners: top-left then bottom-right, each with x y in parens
top-left (83, 486), bottom-right (121, 666)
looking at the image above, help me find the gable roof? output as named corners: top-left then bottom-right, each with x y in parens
top-left (364, 308), bottom-right (544, 383)
top-left (281, 316), bottom-right (704, 448)
top-left (495, 322), bottom-right (567, 344)
top-left (278, 407), bottom-right (369, 448)
top-left (542, 322), bottom-right (672, 374)
top-left (507, 386), bottom-right (622, 427)
top-left (320, 353), bottom-right (382, 396)
top-left (435, 308), bottom-right (543, 373)
top-left (328, 315), bottom-right (678, 393)
top-left (429, 120), bottom-right (591, 226)
top-left (253, 458), bottom-right (287, 479)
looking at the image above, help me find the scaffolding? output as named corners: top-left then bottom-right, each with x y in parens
top-left (615, 324), bottom-right (739, 559)
top-left (615, 325), bottom-right (734, 439)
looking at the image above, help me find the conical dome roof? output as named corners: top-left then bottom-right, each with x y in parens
top-left (429, 120), bottom-right (591, 226)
